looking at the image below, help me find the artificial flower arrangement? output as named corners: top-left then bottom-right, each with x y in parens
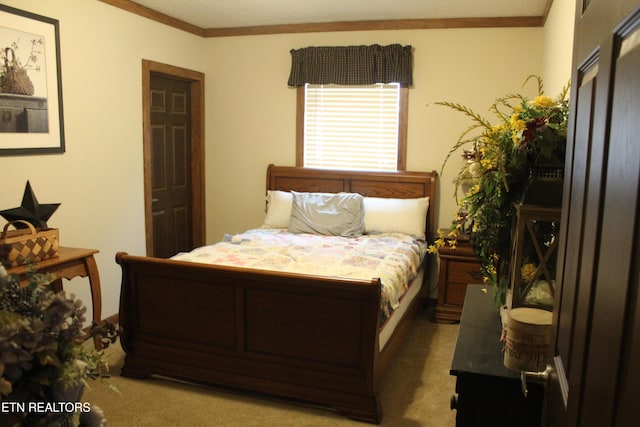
top-left (0, 262), bottom-right (120, 427)
top-left (428, 76), bottom-right (570, 304)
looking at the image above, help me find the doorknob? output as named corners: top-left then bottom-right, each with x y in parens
top-left (520, 366), bottom-right (551, 397)
top-left (152, 198), bottom-right (159, 203)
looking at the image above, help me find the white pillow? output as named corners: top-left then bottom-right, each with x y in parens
top-left (363, 196), bottom-right (429, 239)
top-left (263, 190), bottom-right (293, 228)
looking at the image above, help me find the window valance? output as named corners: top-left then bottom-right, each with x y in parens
top-left (287, 44), bottom-right (413, 87)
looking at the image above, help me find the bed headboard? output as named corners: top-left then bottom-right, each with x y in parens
top-left (266, 164), bottom-right (438, 241)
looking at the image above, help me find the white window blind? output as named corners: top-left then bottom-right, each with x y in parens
top-left (303, 83), bottom-right (400, 171)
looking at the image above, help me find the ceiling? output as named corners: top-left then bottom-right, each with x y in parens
top-left (108, 0), bottom-right (552, 35)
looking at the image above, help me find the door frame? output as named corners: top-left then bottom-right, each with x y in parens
top-left (142, 59), bottom-right (205, 256)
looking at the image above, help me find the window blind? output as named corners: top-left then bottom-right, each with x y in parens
top-left (303, 83), bottom-right (400, 171)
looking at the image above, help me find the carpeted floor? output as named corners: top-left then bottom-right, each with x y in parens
top-left (83, 308), bottom-right (459, 426)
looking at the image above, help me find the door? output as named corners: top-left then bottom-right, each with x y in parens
top-left (150, 74), bottom-right (192, 258)
top-left (547, 0), bottom-right (640, 425)
top-left (142, 60), bottom-right (206, 257)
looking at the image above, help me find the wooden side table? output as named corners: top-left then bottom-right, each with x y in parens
top-left (434, 235), bottom-right (481, 323)
top-left (8, 247), bottom-right (102, 348)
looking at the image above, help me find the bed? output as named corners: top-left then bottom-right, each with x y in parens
top-left (116, 165), bottom-right (437, 423)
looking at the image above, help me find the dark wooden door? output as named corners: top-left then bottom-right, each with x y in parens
top-left (547, 0), bottom-right (640, 425)
top-left (150, 74), bottom-right (193, 258)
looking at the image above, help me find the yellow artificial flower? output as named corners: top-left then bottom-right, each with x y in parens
top-left (427, 230), bottom-right (447, 254)
top-left (521, 263), bottom-right (537, 282)
top-left (509, 113), bottom-right (526, 145)
top-left (509, 113), bottom-right (524, 128)
top-left (489, 123), bottom-right (507, 136)
top-left (489, 252), bottom-right (500, 265)
top-left (467, 184), bottom-right (480, 196)
top-left (480, 156), bottom-right (497, 170)
top-left (530, 95), bottom-right (554, 108)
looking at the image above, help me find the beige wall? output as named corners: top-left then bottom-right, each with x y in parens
top-left (0, 0), bottom-right (573, 319)
top-left (205, 28), bottom-right (545, 242)
top-left (0, 0), bottom-right (206, 319)
top-left (544, 0), bottom-right (576, 95)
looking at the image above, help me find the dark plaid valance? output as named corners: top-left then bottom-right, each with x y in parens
top-left (287, 44), bottom-right (413, 87)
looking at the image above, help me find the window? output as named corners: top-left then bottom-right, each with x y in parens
top-left (296, 83), bottom-right (408, 171)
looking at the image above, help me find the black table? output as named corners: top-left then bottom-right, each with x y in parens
top-left (450, 285), bottom-right (544, 427)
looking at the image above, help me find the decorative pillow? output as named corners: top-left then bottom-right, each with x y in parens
top-left (263, 190), bottom-right (293, 229)
top-left (288, 191), bottom-right (365, 237)
top-left (363, 196), bottom-right (429, 239)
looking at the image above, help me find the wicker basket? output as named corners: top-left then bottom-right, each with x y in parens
top-left (0, 48), bottom-right (35, 96)
top-left (0, 220), bottom-right (59, 268)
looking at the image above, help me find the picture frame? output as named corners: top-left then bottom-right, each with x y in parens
top-left (0, 4), bottom-right (64, 156)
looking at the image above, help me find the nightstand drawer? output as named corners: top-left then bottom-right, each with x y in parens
top-left (448, 261), bottom-right (482, 283)
top-left (445, 282), bottom-right (469, 305)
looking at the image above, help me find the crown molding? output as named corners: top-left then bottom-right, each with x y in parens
top-left (99, 0), bottom-right (548, 38)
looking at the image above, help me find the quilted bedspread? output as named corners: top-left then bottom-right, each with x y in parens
top-left (172, 229), bottom-right (426, 324)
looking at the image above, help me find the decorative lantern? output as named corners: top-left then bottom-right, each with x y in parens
top-left (503, 203), bottom-right (560, 372)
top-left (507, 203), bottom-right (561, 310)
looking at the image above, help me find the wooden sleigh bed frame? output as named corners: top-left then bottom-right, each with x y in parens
top-left (116, 165), bottom-right (437, 423)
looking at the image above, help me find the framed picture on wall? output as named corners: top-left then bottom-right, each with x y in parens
top-left (0, 4), bottom-right (64, 156)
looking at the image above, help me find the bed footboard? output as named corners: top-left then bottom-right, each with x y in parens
top-left (116, 252), bottom-right (385, 423)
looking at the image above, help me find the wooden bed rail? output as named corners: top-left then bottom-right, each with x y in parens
top-left (116, 251), bottom-right (385, 422)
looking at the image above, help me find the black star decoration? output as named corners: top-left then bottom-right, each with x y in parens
top-left (0, 181), bottom-right (60, 229)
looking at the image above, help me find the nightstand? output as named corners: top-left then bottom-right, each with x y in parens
top-left (434, 233), bottom-right (481, 323)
